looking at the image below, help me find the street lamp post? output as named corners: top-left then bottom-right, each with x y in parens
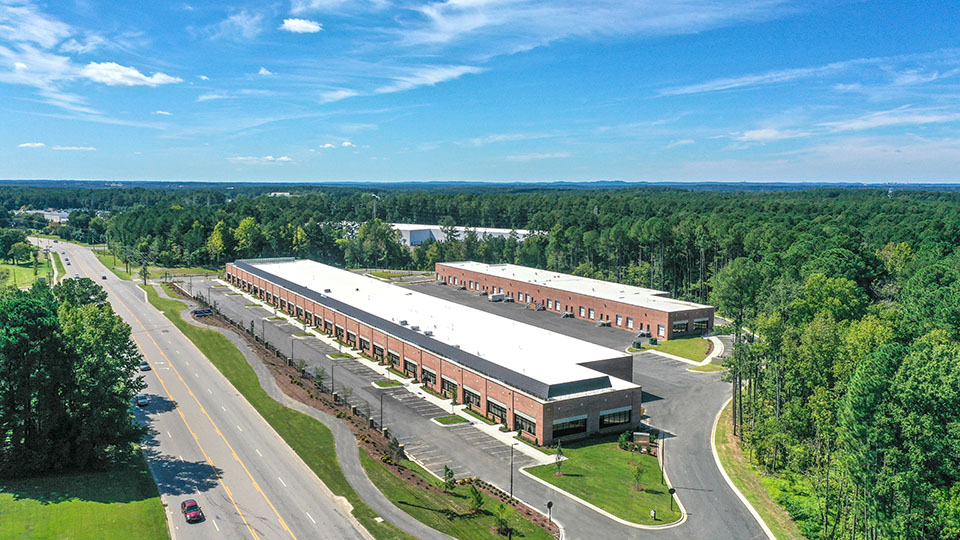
top-left (380, 392), bottom-right (384, 428)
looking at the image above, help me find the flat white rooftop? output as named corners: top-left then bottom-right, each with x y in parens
top-left (243, 259), bottom-right (634, 397)
top-left (440, 262), bottom-right (712, 314)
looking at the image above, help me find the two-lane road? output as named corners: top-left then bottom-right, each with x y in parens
top-left (40, 239), bottom-right (369, 540)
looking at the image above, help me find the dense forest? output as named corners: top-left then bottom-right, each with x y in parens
top-left (6, 184), bottom-right (960, 538)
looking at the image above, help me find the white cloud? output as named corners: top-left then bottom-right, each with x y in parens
top-left (318, 143), bottom-right (336, 148)
top-left (505, 152), bottom-right (571, 162)
top-left (465, 132), bottom-right (553, 146)
top-left (53, 145), bottom-right (96, 151)
top-left (375, 64), bottom-right (485, 94)
top-left (320, 88), bottom-right (359, 103)
top-left (206, 10), bottom-right (264, 41)
top-left (17, 142), bottom-right (45, 148)
top-left (258, 66), bottom-right (273, 76)
top-left (660, 61), bottom-right (859, 96)
top-left (59, 34), bottom-right (106, 54)
top-left (80, 62), bottom-right (182, 86)
top-left (279, 18), bottom-right (323, 33)
top-left (735, 128), bottom-right (809, 142)
top-left (290, 0), bottom-right (386, 14)
top-left (665, 138), bottom-right (695, 148)
top-left (341, 141), bottom-right (356, 147)
top-left (198, 74), bottom-right (209, 80)
top-left (152, 110), bottom-right (172, 115)
top-left (228, 155), bottom-right (293, 164)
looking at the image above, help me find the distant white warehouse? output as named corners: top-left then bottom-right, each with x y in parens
top-left (391, 223), bottom-right (532, 246)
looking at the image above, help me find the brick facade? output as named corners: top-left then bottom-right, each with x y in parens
top-left (225, 262), bottom-right (643, 445)
top-left (435, 263), bottom-right (714, 340)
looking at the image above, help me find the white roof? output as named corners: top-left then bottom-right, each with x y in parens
top-left (441, 261), bottom-right (712, 314)
top-left (246, 259), bottom-right (633, 395)
top-left (391, 223), bottom-right (531, 241)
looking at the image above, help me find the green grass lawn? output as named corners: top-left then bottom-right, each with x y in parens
top-left (714, 402), bottom-right (805, 540)
top-left (0, 255), bottom-right (53, 288)
top-left (268, 316), bottom-right (284, 320)
top-left (92, 250), bottom-right (221, 281)
top-left (0, 449), bottom-right (168, 540)
top-left (434, 415), bottom-right (469, 425)
top-left (525, 440), bottom-right (680, 525)
top-left (51, 252), bottom-right (66, 282)
top-left (690, 362), bottom-right (725, 372)
top-left (330, 353), bottom-right (354, 359)
top-left (360, 452), bottom-right (554, 540)
top-left (375, 379), bottom-right (403, 388)
top-left (139, 283), bottom-right (415, 540)
top-left (462, 408), bottom-right (496, 425)
top-left (643, 336), bottom-right (711, 362)
top-left (387, 367), bottom-right (412, 379)
top-left (367, 271), bottom-right (412, 280)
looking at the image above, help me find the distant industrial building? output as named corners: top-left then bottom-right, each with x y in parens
top-left (436, 262), bottom-right (715, 340)
top-left (225, 258), bottom-right (641, 445)
top-left (391, 223), bottom-right (532, 247)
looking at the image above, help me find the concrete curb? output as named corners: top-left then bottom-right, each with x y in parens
top-left (711, 397), bottom-right (776, 540)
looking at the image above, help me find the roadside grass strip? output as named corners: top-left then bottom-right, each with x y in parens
top-left (360, 452), bottom-right (554, 540)
top-left (642, 337), bottom-right (711, 362)
top-left (0, 448), bottom-right (168, 540)
top-left (374, 379), bottom-right (403, 388)
top-left (92, 250), bottom-right (131, 280)
top-left (715, 402), bottom-right (803, 540)
top-left (140, 283), bottom-right (415, 540)
top-left (525, 440), bottom-right (681, 526)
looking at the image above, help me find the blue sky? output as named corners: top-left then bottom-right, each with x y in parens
top-left (1, 0), bottom-right (959, 183)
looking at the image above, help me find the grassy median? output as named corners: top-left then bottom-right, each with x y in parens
top-left (0, 449), bottom-right (168, 540)
top-left (140, 283), bottom-right (416, 540)
top-left (714, 402), bottom-right (805, 540)
top-left (526, 439), bottom-right (681, 525)
top-left (643, 336), bottom-right (711, 362)
top-left (360, 452), bottom-right (554, 540)
top-left (51, 252), bottom-right (66, 282)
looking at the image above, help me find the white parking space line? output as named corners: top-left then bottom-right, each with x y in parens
top-left (306, 512), bottom-right (316, 524)
top-left (278, 477), bottom-right (287, 487)
top-left (167, 431), bottom-right (172, 438)
top-left (256, 449), bottom-right (263, 457)
top-left (237, 425), bottom-right (243, 432)
top-left (207, 388), bottom-right (213, 394)
top-left (221, 406), bottom-right (226, 411)
top-left (213, 520), bottom-right (220, 532)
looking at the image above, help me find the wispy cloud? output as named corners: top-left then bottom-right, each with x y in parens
top-left (820, 106), bottom-right (960, 132)
top-left (465, 132), bottom-right (553, 146)
top-left (279, 18), bottom-right (323, 33)
top-left (53, 145), bottom-right (96, 151)
top-left (341, 141), bottom-right (356, 147)
top-left (665, 138), bottom-right (695, 148)
top-left (205, 10), bottom-right (264, 41)
top-left (660, 60), bottom-right (861, 96)
top-left (17, 142), bottom-right (45, 148)
top-left (735, 128), bottom-right (810, 142)
top-left (258, 66), bottom-right (273, 76)
top-left (375, 64), bottom-right (485, 94)
top-left (505, 152), bottom-right (570, 162)
top-left (318, 143), bottom-right (336, 148)
top-left (197, 92), bottom-right (232, 102)
top-left (228, 155), bottom-right (292, 164)
top-left (152, 110), bottom-right (172, 115)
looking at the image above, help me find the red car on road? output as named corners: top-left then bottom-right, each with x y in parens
top-left (181, 499), bottom-right (204, 523)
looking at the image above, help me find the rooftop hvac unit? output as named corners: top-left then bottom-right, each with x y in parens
top-left (410, 325), bottom-right (420, 331)
top-left (324, 288), bottom-right (331, 293)
top-left (424, 330), bottom-right (433, 336)
top-left (399, 320), bottom-right (408, 326)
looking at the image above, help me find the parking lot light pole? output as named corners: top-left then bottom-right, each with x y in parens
top-left (380, 392), bottom-right (384, 428)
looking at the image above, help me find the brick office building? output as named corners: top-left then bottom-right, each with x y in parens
top-left (225, 258), bottom-right (642, 446)
top-left (435, 262), bottom-right (715, 340)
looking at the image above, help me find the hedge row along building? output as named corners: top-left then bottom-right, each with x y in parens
top-left (435, 261), bottom-right (715, 340)
top-left (225, 258), bottom-right (642, 446)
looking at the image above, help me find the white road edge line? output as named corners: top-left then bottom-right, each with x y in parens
top-left (712, 396), bottom-right (776, 539)
top-left (306, 511), bottom-right (316, 524)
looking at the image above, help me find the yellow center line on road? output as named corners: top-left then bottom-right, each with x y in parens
top-left (68, 249), bottom-right (286, 540)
